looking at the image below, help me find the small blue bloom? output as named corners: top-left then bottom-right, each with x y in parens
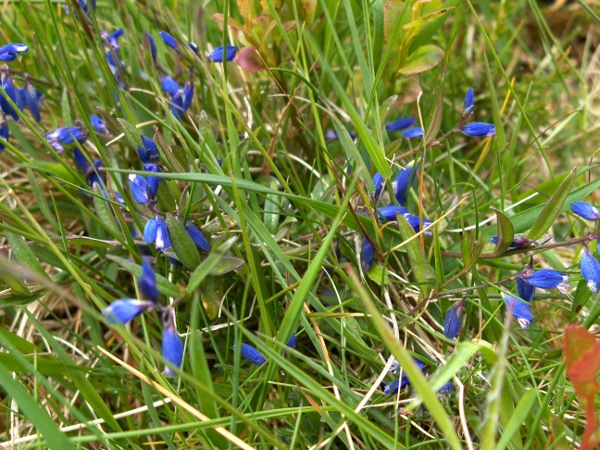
top-left (287, 333), bottom-right (297, 349)
top-left (384, 358), bottom-right (426, 395)
top-left (0, 122), bottom-right (9, 153)
top-left (459, 122), bottom-right (496, 137)
top-left (65, 0), bottom-right (95, 17)
top-left (102, 298), bottom-right (153, 324)
top-left (144, 32), bottom-right (157, 63)
top-left (444, 302), bottom-right (464, 339)
top-left (144, 163), bottom-right (162, 200)
top-left (361, 238), bottom-right (375, 271)
top-left (491, 235), bottom-right (538, 248)
top-left (519, 269), bottom-right (569, 292)
top-left (580, 248), bottom-right (600, 294)
top-left (208, 45), bottom-right (238, 62)
top-left (162, 311), bottom-right (184, 376)
top-left (401, 127), bottom-right (423, 139)
top-left (90, 114), bottom-right (109, 135)
top-left (23, 78), bottom-right (40, 122)
top-left (385, 117), bottom-right (416, 132)
top-left (45, 125), bottom-right (89, 152)
top-left (1, 71), bottom-right (20, 121)
top-left (377, 205), bottom-right (409, 222)
top-left (503, 293), bottom-right (535, 329)
top-left (182, 80), bottom-right (194, 112)
top-left (139, 258), bottom-right (159, 302)
top-left (236, 343), bottom-right (267, 365)
top-left (103, 29), bottom-right (124, 52)
top-left (129, 174), bottom-right (150, 204)
top-left (394, 163), bottom-right (418, 205)
top-left (169, 89), bottom-right (184, 119)
top-left (571, 201), bottom-right (600, 221)
top-left (404, 214), bottom-right (432, 233)
top-left (161, 76), bottom-right (180, 96)
top-left (324, 129), bottom-right (356, 140)
top-left (144, 217), bottom-right (171, 250)
top-left (517, 277), bottom-right (535, 302)
top-left (136, 135), bottom-right (160, 164)
top-left (463, 88), bottom-right (475, 116)
top-left (185, 221), bottom-right (210, 253)
top-left (438, 381), bottom-right (453, 394)
top-left (0, 43), bottom-right (28, 62)
top-left (372, 172), bottom-right (384, 199)
top-left (160, 31), bottom-right (179, 51)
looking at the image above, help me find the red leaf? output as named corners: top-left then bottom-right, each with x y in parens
top-left (235, 46), bottom-right (266, 73)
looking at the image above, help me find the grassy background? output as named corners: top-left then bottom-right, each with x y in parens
top-left (0, 0), bottom-right (599, 448)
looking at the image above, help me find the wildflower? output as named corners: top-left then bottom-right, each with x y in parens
top-left (401, 127), bottom-right (423, 139)
top-left (324, 129), bottom-right (356, 140)
top-left (23, 77), bottom-right (40, 122)
top-left (517, 277), bottom-right (535, 302)
top-left (102, 299), bottom-right (154, 324)
top-left (571, 201), bottom-right (600, 221)
top-left (182, 80), bottom-right (194, 112)
top-left (0, 70), bottom-right (20, 121)
top-left (377, 205), bottom-right (409, 222)
top-left (459, 122), bottom-right (496, 137)
top-left (0, 43), bottom-right (28, 62)
top-left (90, 114), bottom-right (110, 136)
top-left (136, 135), bottom-right (160, 164)
top-left (372, 172), bottom-right (384, 199)
top-left (438, 381), bottom-right (453, 394)
top-left (287, 333), bottom-right (297, 349)
top-left (64, 0), bottom-right (95, 17)
top-left (491, 235), bottom-right (538, 248)
top-left (160, 31), bottom-right (179, 51)
top-left (161, 76), bottom-right (180, 96)
top-left (385, 117), bottom-right (416, 132)
top-left (139, 258), bottom-right (159, 302)
top-left (144, 217), bottom-right (171, 251)
top-left (185, 221), bottom-right (211, 253)
top-left (463, 88), bottom-right (475, 116)
top-left (207, 45), bottom-right (238, 62)
top-left (236, 343), bottom-right (267, 365)
top-left (45, 125), bottom-right (89, 152)
top-left (393, 163), bottom-right (418, 205)
top-left (144, 32), bottom-right (157, 63)
top-left (169, 90), bottom-right (185, 119)
top-left (519, 269), bottom-right (569, 292)
top-left (162, 310), bottom-right (184, 376)
top-left (384, 358), bottom-right (426, 395)
top-left (361, 237), bottom-right (375, 271)
top-left (580, 248), bottom-right (600, 293)
top-left (102, 29), bottom-right (124, 52)
top-left (404, 214), bottom-right (432, 233)
top-left (503, 293), bottom-right (535, 329)
top-left (444, 298), bottom-right (465, 339)
top-left (128, 165), bottom-right (163, 205)
top-left (144, 163), bottom-right (162, 200)
top-left (0, 122), bottom-right (9, 153)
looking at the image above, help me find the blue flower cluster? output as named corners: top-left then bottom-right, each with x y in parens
top-left (234, 334), bottom-right (298, 366)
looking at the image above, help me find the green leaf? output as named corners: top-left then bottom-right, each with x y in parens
top-left (424, 88), bottom-right (444, 146)
top-left (117, 118), bottom-right (143, 149)
top-left (209, 256), bottom-right (245, 276)
top-left (4, 230), bottom-right (50, 281)
top-left (490, 208), bottom-right (515, 257)
top-left (399, 44), bottom-right (445, 75)
top-left (526, 168), bottom-right (576, 240)
top-left (396, 214), bottom-right (436, 296)
top-left (496, 389), bottom-right (537, 450)
top-left (92, 184), bottom-right (120, 236)
top-left (188, 237), bottom-right (239, 292)
top-left (166, 214), bottom-right (201, 270)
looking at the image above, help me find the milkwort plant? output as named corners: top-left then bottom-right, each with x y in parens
top-left (0, 0), bottom-right (599, 449)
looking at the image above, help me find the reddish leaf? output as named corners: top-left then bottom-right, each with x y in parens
top-left (235, 46), bottom-right (266, 72)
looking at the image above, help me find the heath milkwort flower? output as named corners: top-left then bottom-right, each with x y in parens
top-left (324, 129), bottom-right (357, 140)
top-left (138, 258), bottom-right (159, 302)
top-left (571, 201), bottom-right (600, 221)
top-left (503, 293), bottom-right (535, 329)
top-left (361, 237), bottom-right (375, 271)
top-left (23, 77), bottom-right (41, 122)
top-left (0, 44), bottom-right (28, 62)
top-left (45, 125), bottom-right (89, 152)
top-left (459, 122), bottom-right (496, 137)
top-left (384, 358), bottom-right (426, 395)
top-left (439, 381), bottom-right (453, 394)
top-left (160, 31), bottom-right (179, 51)
top-left (580, 248), bottom-right (600, 293)
top-left (102, 299), bottom-right (155, 324)
top-left (385, 117), bottom-right (416, 132)
top-left (90, 114), bottom-right (110, 136)
top-left (444, 297), bottom-right (465, 340)
top-left (0, 69), bottom-right (20, 121)
top-left (144, 217), bottom-right (171, 251)
top-left (185, 221), bottom-right (211, 253)
top-left (393, 163), bottom-right (419, 205)
top-left (401, 127), bottom-right (423, 139)
top-left (0, 122), bottom-right (9, 153)
top-left (207, 45), bottom-right (238, 62)
top-left (463, 88), bottom-right (475, 116)
top-left (64, 0), bottom-right (96, 17)
top-left (137, 135), bottom-right (160, 164)
top-left (236, 343), bottom-right (267, 365)
top-left (182, 80), bottom-right (194, 111)
top-left (162, 310), bottom-right (184, 376)
top-left (517, 277), bottom-right (535, 302)
top-left (377, 205), bottom-right (409, 222)
top-left (518, 268), bottom-right (569, 293)
top-left (404, 214), bottom-right (433, 234)
top-left (161, 76), bottom-right (180, 96)
top-left (144, 32), bottom-right (157, 63)
top-left (372, 172), bottom-right (384, 199)
top-left (129, 166), bottom-right (162, 205)
top-left (491, 235), bottom-right (538, 249)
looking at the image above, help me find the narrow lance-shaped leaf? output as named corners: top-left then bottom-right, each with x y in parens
top-left (490, 208), bottom-right (515, 257)
top-left (424, 88), bottom-right (443, 146)
top-left (396, 214), bottom-right (435, 297)
top-left (166, 215), bottom-right (201, 270)
top-left (527, 168), bottom-right (576, 241)
top-left (117, 118), bottom-right (144, 149)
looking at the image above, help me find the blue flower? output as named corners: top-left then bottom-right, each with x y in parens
top-left (1, 70), bottom-right (20, 121)
top-left (438, 381), bottom-right (453, 394)
top-left (162, 311), bottom-right (184, 376)
top-left (45, 125), bottom-right (89, 152)
top-left (444, 301), bottom-right (464, 339)
top-left (393, 163), bottom-right (418, 205)
top-left (207, 45), bottom-right (238, 62)
top-left (463, 88), bottom-right (475, 116)
top-left (372, 172), bottom-right (384, 199)
top-left (491, 235), bottom-right (538, 248)
top-left (385, 117), bottom-right (416, 132)
top-left (160, 31), bottom-right (179, 51)
top-left (161, 76), bottom-right (180, 96)
top-left (144, 163), bottom-right (162, 200)
top-left (144, 217), bottom-right (171, 250)
top-left (459, 122), bottom-right (496, 137)
top-left (571, 201), bottom-right (600, 221)
top-left (516, 277), bottom-right (535, 302)
top-left (136, 135), bottom-right (160, 164)
top-left (185, 221), bottom-right (211, 253)
top-left (90, 114), bottom-right (109, 136)
top-left (287, 333), bottom-right (297, 349)
top-left (129, 174), bottom-right (150, 204)
top-left (102, 299), bottom-right (154, 324)
top-left (401, 127), bottom-right (423, 139)
top-left (0, 122), bottom-right (9, 153)
top-left (102, 29), bottom-right (124, 52)
top-left (139, 258), bottom-right (159, 302)
top-left (0, 43), bottom-right (28, 62)
top-left (580, 248), bottom-right (600, 293)
top-left (23, 78), bottom-right (40, 122)
top-left (377, 205), bottom-right (409, 222)
top-left (144, 32), bottom-right (157, 63)
top-left (64, 0), bottom-right (95, 17)
top-left (503, 293), bottom-right (535, 329)
top-left (404, 214), bottom-right (432, 233)
top-left (361, 238), bottom-right (375, 271)
top-left (182, 80), bottom-right (194, 112)
top-left (519, 269), bottom-right (569, 292)
top-left (324, 129), bottom-right (356, 140)
top-left (236, 343), bottom-right (267, 365)
top-left (384, 358), bottom-right (426, 395)
top-left (169, 90), bottom-right (185, 119)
